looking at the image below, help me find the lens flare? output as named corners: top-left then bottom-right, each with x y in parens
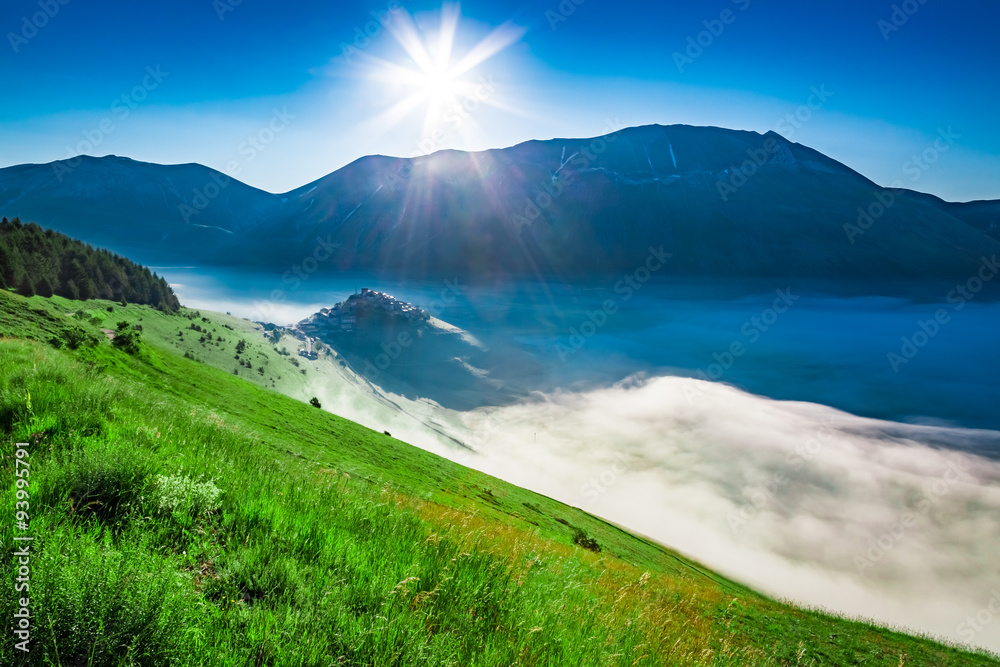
top-left (352, 4), bottom-right (526, 148)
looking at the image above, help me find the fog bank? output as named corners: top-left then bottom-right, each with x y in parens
top-left (398, 376), bottom-right (1000, 653)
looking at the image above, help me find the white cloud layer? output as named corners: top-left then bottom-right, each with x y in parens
top-left (368, 374), bottom-right (1000, 653)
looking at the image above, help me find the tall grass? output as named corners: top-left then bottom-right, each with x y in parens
top-left (0, 333), bottom-right (997, 665)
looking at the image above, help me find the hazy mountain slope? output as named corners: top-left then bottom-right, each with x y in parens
top-left (947, 200), bottom-right (1000, 241)
top-left (0, 155), bottom-right (281, 263)
top-left (249, 125), bottom-right (999, 281)
top-left (2, 125), bottom-right (998, 286)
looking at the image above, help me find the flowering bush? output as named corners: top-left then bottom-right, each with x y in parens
top-left (151, 473), bottom-right (222, 517)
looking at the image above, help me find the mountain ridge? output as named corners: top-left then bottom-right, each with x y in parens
top-left (2, 124), bottom-right (998, 287)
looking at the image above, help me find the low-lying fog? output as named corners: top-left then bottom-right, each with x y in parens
top-left (450, 380), bottom-right (1000, 653)
top-left (166, 268), bottom-right (1000, 652)
top-left (168, 268), bottom-right (1000, 431)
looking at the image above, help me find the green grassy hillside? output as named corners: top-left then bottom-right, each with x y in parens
top-left (1, 289), bottom-right (997, 666)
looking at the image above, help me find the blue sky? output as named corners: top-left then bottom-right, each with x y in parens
top-left (2, 0), bottom-right (998, 201)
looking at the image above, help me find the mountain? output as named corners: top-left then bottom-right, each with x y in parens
top-left (946, 200), bottom-right (1000, 241)
top-left (2, 125), bottom-right (999, 286)
top-left (289, 288), bottom-right (534, 410)
top-left (0, 155), bottom-right (281, 263)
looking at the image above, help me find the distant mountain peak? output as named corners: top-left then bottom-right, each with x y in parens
top-left (1, 123), bottom-right (998, 287)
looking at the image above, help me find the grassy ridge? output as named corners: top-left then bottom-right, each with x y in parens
top-left (0, 289), bottom-right (997, 666)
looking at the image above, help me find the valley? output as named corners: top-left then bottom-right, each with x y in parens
top-left (3, 126), bottom-right (1000, 664)
top-left (5, 288), bottom-right (997, 664)
top-left (60, 272), bottom-right (1000, 654)
top-left (6, 1), bottom-right (1000, 663)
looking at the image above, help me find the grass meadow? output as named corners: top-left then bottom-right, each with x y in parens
top-left (0, 290), bottom-right (997, 665)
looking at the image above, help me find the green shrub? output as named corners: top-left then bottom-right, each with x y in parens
top-left (573, 529), bottom-right (601, 552)
top-left (62, 326), bottom-right (98, 350)
top-left (111, 324), bottom-right (142, 355)
top-left (35, 440), bottom-right (154, 524)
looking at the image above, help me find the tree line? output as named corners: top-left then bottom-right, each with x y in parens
top-left (0, 217), bottom-right (180, 311)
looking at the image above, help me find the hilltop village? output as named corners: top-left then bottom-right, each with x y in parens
top-left (292, 288), bottom-right (429, 359)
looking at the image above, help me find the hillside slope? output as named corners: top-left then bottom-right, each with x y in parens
top-left (1, 289), bottom-right (998, 665)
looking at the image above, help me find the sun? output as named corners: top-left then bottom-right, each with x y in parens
top-left (356, 4), bottom-right (526, 146)
top-left (421, 67), bottom-right (462, 105)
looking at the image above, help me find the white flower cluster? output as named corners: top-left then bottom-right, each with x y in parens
top-left (152, 474), bottom-right (222, 516)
